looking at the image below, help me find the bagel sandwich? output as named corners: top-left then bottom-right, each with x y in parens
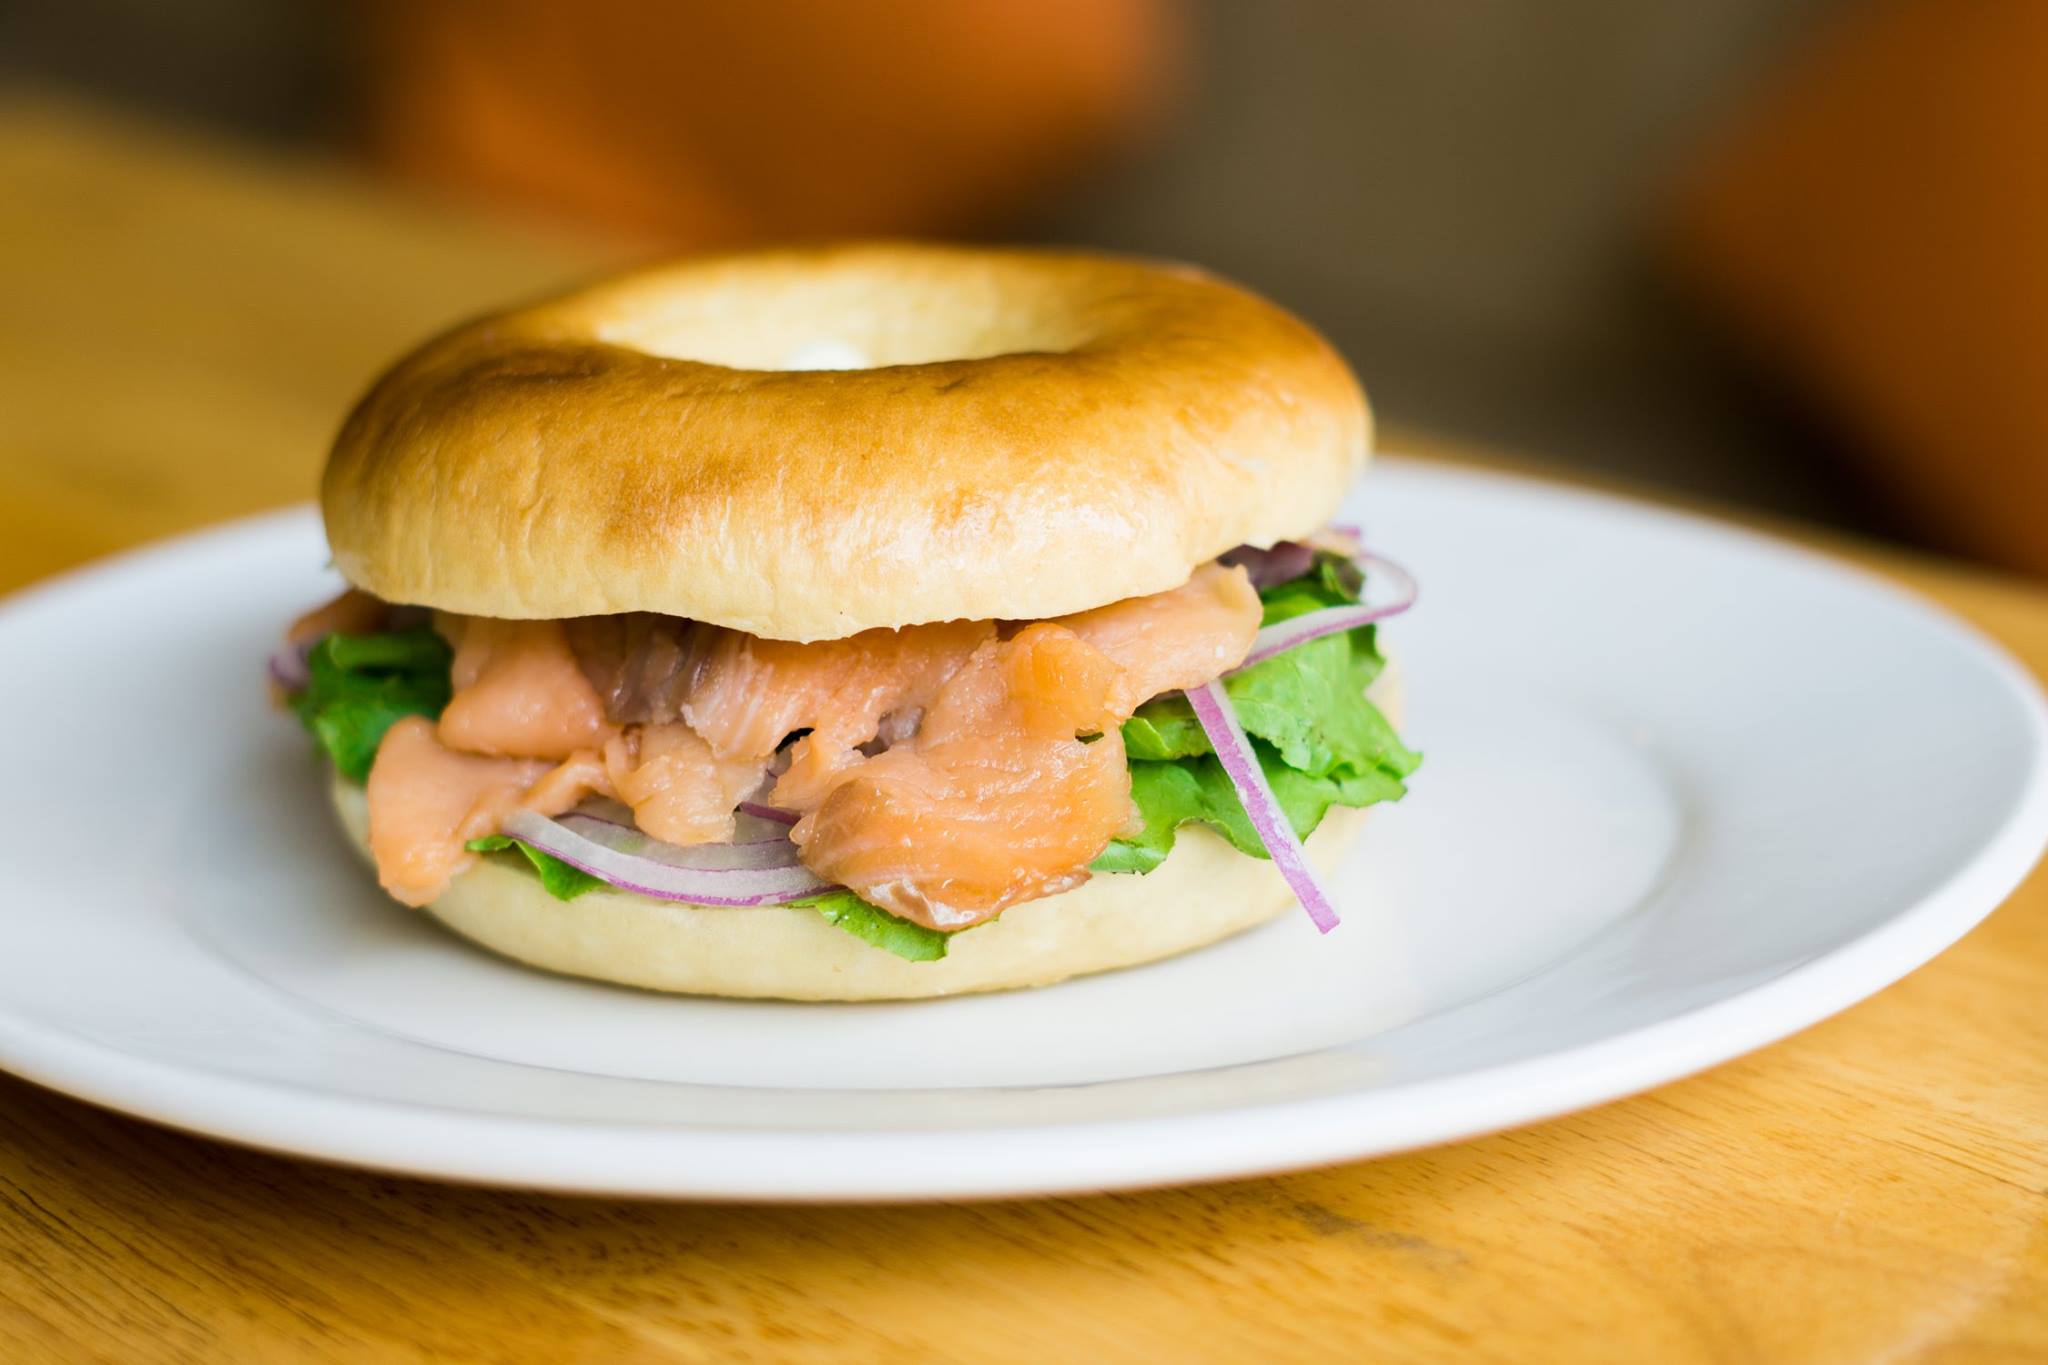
top-left (273, 242), bottom-right (1420, 1000)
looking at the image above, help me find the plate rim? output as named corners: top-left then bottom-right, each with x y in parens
top-left (2, 461), bottom-right (2044, 1201)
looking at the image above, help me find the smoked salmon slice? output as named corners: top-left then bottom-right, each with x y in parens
top-left (287, 587), bottom-right (392, 644)
top-left (603, 722), bottom-right (765, 846)
top-left (1056, 562), bottom-right (1261, 715)
top-left (437, 617), bottom-right (620, 760)
top-left (568, 613), bottom-right (996, 810)
top-left (366, 716), bottom-right (553, 905)
top-left (789, 625), bottom-right (1141, 928)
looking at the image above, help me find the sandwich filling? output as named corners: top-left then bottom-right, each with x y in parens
top-left (279, 541), bottom-right (1419, 960)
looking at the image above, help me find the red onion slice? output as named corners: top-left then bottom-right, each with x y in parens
top-left (268, 640), bottom-right (313, 692)
top-left (737, 800), bottom-right (800, 826)
top-left (569, 799), bottom-right (793, 847)
top-left (1234, 550), bottom-right (1417, 672)
top-left (1183, 680), bottom-right (1341, 934)
top-left (553, 812), bottom-right (803, 870)
top-left (499, 809), bottom-right (831, 905)
top-left (563, 798), bottom-right (635, 828)
top-left (1220, 541), bottom-right (1317, 589)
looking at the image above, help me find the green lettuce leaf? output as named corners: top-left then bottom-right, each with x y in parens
top-left (787, 888), bottom-right (951, 962)
top-left (465, 835), bottom-right (607, 901)
top-left (1097, 553), bottom-right (1419, 872)
top-left (1123, 629), bottom-right (1411, 779)
top-left (287, 630), bottom-right (453, 781)
top-left (1093, 745), bottom-right (1409, 873)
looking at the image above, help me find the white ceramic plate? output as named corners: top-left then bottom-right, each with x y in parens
top-left (1, 459), bottom-right (2043, 1201)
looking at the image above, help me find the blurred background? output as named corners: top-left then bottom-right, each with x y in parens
top-left (7, 0), bottom-right (2047, 573)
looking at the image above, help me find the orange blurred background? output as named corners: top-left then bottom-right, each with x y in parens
top-left (358, 0), bottom-right (1180, 248)
top-left (10, 0), bottom-right (2048, 569)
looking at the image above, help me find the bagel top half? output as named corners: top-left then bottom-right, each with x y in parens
top-left (322, 242), bottom-right (1370, 640)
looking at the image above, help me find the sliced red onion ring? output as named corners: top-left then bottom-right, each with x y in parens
top-left (732, 808), bottom-right (802, 844)
top-left (1220, 540), bottom-right (1317, 589)
top-left (1183, 681), bottom-right (1340, 934)
top-left (738, 800), bottom-right (799, 826)
top-left (500, 809), bottom-right (830, 905)
top-left (564, 797), bottom-right (636, 828)
top-left (569, 799), bottom-right (793, 847)
top-left (268, 640), bottom-right (313, 692)
top-left (553, 812), bottom-right (802, 870)
top-left (1234, 550), bottom-right (1417, 672)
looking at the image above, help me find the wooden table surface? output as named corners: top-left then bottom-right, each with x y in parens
top-left (3, 99), bottom-right (2045, 1364)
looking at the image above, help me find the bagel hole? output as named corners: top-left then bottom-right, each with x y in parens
top-left (590, 267), bottom-right (1093, 370)
top-left (776, 338), bottom-right (875, 371)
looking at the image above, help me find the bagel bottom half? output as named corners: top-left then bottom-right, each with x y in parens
top-left (331, 777), bottom-right (1369, 1001)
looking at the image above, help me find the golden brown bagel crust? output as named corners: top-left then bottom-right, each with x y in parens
top-left (322, 242), bottom-right (1370, 640)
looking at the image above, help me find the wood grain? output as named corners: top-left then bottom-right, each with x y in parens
top-left (1, 99), bottom-right (2045, 1364)
top-left (0, 95), bottom-right (623, 594)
